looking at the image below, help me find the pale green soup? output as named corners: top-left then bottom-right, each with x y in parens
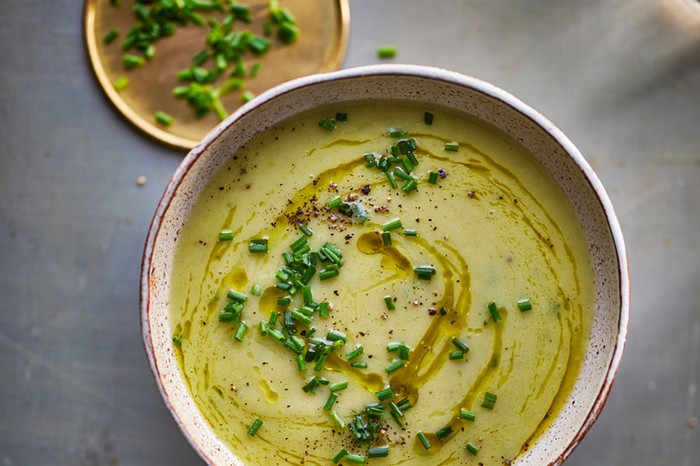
top-left (170, 102), bottom-right (594, 465)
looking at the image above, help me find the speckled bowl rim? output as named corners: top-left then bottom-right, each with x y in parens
top-left (141, 64), bottom-right (629, 465)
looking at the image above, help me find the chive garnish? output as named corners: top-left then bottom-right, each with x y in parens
top-left (326, 195), bottom-right (342, 209)
top-left (227, 289), bottom-right (248, 303)
top-left (387, 341), bottom-right (403, 352)
top-left (451, 337), bottom-right (469, 353)
top-left (428, 171), bottom-right (439, 184)
top-left (218, 311), bottom-right (235, 322)
top-left (241, 90), bottom-right (255, 103)
top-left (346, 346), bottom-right (364, 361)
top-left (346, 454), bottom-right (366, 465)
top-left (258, 321), bottom-right (268, 336)
top-left (404, 229), bottom-right (417, 236)
top-left (113, 76), bottom-right (129, 91)
top-left (351, 361), bottom-right (367, 369)
top-left (482, 391), bottom-right (497, 409)
top-left (249, 238), bottom-right (268, 253)
top-left (290, 235), bottom-right (308, 252)
top-left (319, 268), bottom-right (339, 280)
top-left (330, 380), bottom-right (348, 392)
top-left (335, 112), bottom-right (348, 122)
top-left (290, 310), bottom-right (312, 325)
top-left (377, 45), bottom-right (397, 58)
top-left (296, 353), bottom-right (307, 371)
top-left (466, 442), bottom-right (479, 456)
top-left (103, 29), bottom-right (119, 44)
top-left (444, 141), bottom-right (459, 152)
top-left (382, 218), bottom-right (403, 231)
top-left (331, 411), bottom-right (345, 430)
top-left (299, 223), bottom-right (313, 236)
top-left (368, 445), bottom-right (389, 458)
top-left (234, 321), bottom-right (248, 341)
top-left (326, 330), bottom-right (347, 343)
top-left (384, 295), bottom-right (395, 311)
top-left (401, 177), bottom-right (418, 193)
top-left (388, 128), bottom-right (407, 138)
top-left (217, 228), bottom-right (234, 240)
top-left (122, 54), bottom-right (145, 70)
top-left (449, 351), bottom-right (464, 360)
top-left (332, 448), bottom-right (348, 464)
top-left (319, 301), bottom-right (330, 318)
top-left (417, 431), bottom-right (431, 450)
top-left (376, 386), bottom-right (396, 402)
top-left (386, 170), bottom-right (398, 189)
top-left (247, 418), bottom-right (263, 436)
top-left (459, 409), bottom-right (476, 422)
top-left (424, 112), bottom-right (434, 125)
top-left (154, 110), bottom-right (174, 126)
top-left (250, 284), bottom-right (262, 296)
top-left (414, 265), bottom-right (436, 280)
top-left (518, 298), bottom-right (532, 312)
top-left (381, 231), bottom-right (392, 247)
top-left (324, 393), bottom-right (338, 411)
top-left (488, 302), bottom-right (502, 322)
top-left (435, 426), bottom-right (453, 440)
top-left (385, 359), bottom-right (404, 374)
top-left (277, 295), bottom-right (291, 307)
top-left (319, 118), bottom-right (336, 131)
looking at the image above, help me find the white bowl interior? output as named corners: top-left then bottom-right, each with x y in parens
top-left (142, 65), bottom-right (628, 466)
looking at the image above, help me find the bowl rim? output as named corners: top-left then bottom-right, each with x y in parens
top-left (140, 63), bottom-right (630, 465)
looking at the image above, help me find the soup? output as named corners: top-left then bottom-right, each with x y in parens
top-left (169, 102), bottom-right (594, 465)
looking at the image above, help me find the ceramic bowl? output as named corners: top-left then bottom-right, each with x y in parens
top-left (141, 64), bottom-right (629, 465)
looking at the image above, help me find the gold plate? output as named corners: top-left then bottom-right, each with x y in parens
top-left (84, 0), bottom-right (349, 149)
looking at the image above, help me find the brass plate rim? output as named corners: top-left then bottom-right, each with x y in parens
top-left (83, 0), bottom-right (350, 150)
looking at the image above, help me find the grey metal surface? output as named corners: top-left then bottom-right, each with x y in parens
top-left (1, 0), bottom-right (698, 465)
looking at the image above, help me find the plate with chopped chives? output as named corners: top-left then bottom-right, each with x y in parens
top-left (84, 0), bottom-right (349, 149)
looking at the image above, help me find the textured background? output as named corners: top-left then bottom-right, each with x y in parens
top-left (1, 1), bottom-right (699, 465)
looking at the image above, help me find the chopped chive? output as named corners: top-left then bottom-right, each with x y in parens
top-left (290, 235), bottom-right (308, 252)
top-left (424, 112), bottom-right (434, 125)
top-left (398, 345), bottom-right (410, 361)
top-left (258, 321), bottom-right (268, 336)
top-left (388, 401), bottom-right (403, 418)
top-left (326, 330), bottom-right (347, 343)
top-left (326, 195), bottom-right (342, 209)
top-left (218, 311), bottom-right (235, 322)
top-left (277, 296), bottom-right (292, 308)
top-left (234, 321), bottom-right (248, 341)
top-left (376, 386), bottom-right (396, 402)
top-left (368, 445), bottom-right (389, 458)
top-left (278, 21), bottom-right (300, 44)
top-left (331, 411), bottom-right (345, 430)
top-left (428, 171), bottom-right (439, 184)
top-left (332, 447), bottom-right (348, 464)
top-left (330, 380), bottom-right (348, 392)
top-left (388, 127), bottom-right (407, 138)
top-left (172, 334), bottom-right (182, 346)
top-left (518, 298), bottom-right (532, 312)
top-left (382, 218), bottom-right (403, 232)
top-left (290, 310), bottom-right (312, 325)
top-left (103, 29), bottom-right (119, 44)
top-left (268, 311), bottom-right (279, 326)
top-left (459, 409), bottom-right (476, 422)
top-left (488, 302), bottom-right (502, 322)
top-left (247, 418), bottom-right (263, 436)
top-left (250, 284), bottom-right (262, 296)
top-left (401, 177), bottom-right (418, 193)
top-left (377, 44), bottom-right (397, 58)
top-left (319, 268), bottom-right (339, 280)
top-left (386, 170), bottom-right (398, 189)
top-left (449, 351), bottom-right (464, 360)
top-left (299, 223), bottom-right (313, 236)
top-left (346, 346), bottom-right (364, 361)
top-left (351, 361), bottom-right (367, 369)
top-left (435, 426), bottom-right (453, 440)
top-left (112, 76), bottom-right (129, 91)
top-left (249, 238), bottom-right (268, 253)
top-left (451, 337), bottom-right (469, 353)
top-left (384, 295), bottom-right (395, 311)
top-left (414, 265), bottom-right (436, 280)
top-left (241, 90), bottom-right (255, 103)
top-left (481, 391), bottom-right (497, 409)
top-left (153, 110), bottom-right (175, 126)
top-left (417, 432), bottom-right (431, 450)
top-left (444, 141), bottom-right (459, 152)
top-left (324, 393), bottom-right (338, 411)
top-left (218, 229), bottom-right (234, 241)
top-left (393, 166), bottom-right (410, 181)
top-left (319, 301), bottom-right (330, 318)
top-left (267, 328), bottom-right (284, 341)
top-left (293, 353), bottom-right (306, 371)
top-left (404, 229), bottom-right (417, 236)
top-left (385, 359), bottom-right (404, 374)
top-left (387, 341), bottom-right (403, 352)
top-left (319, 118), bottom-right (336, 131)
top-left (335, 112), bottom-right (348, 122)
top-left (466, 442), bottom-right (479, 456)
top-left (227, 289), bottom-right (248, 303)
top-left (381, 231), bottom-right (392, 246)
top-left (346, 454), bottom-right (366, 465)
top-left (122, 54), bottom-right (145, 70)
